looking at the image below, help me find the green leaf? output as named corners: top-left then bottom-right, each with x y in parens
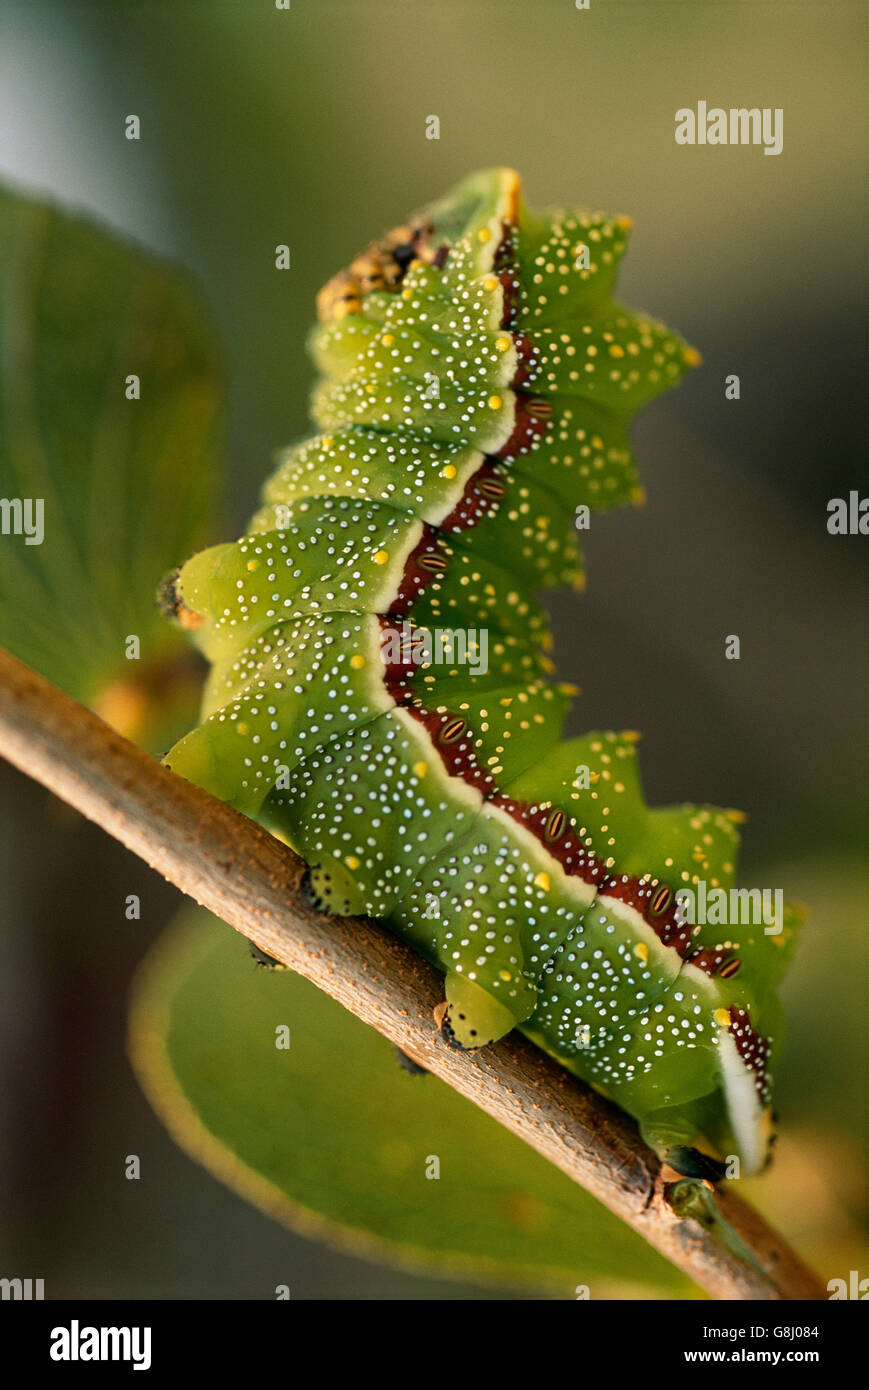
top-left (0, 182), bottom-right (223, 745)
top-left (129, 908), bottom-right (696, 1298)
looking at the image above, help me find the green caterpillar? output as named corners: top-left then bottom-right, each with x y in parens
top-left (163, 169), bottom-right (799, 1179)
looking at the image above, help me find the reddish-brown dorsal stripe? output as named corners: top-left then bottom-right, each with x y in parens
top-left (493, 394), bottom-right (552, 461)
top-left (488, 794), bottom-right (606, 886)
top-left (511, 332), bottom-right (541, 390)
top-left (686, 947), bottom-right (742, 978)
top-left (378, 617), bottom-right (422, 701)
top-left (495, 270), bottom-right (522, 328)
top-left (598, 875), bottom-right (696, 956)
top-left (493, 218), bottom-right (519, 270)
top-left (386, 525), bottom-right (448, 616)
top-left (438, 458), bottom-right (507, 534)
top-left (728, 1007), bottom-right (772, 1099)
top-left (402, 703), bottom-right (495, 797)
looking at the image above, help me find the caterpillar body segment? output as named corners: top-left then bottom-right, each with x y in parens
top-left (165, 169), bottom-right (799, 1178)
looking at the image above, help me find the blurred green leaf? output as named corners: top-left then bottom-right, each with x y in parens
top-left (129, 908), bottom-right (696, 1298)
top-left (0, 181), bottom-right (223, 745)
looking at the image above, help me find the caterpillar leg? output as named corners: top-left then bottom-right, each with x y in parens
top-left (639, 1109), bottom-right (728, 1180)
top-left (248, 940), bottom-right (288, 971)
top-left (661, 1149), bottom-right (727, 1182)
top-left (435, 973), bottom-right (521, 1050)
top-left (300, 859), bottom-right (368, 916)
top-left (394, 1046), bottom-right (428, 1076)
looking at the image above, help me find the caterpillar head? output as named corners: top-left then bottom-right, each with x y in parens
top-left (316, 219), bottom-right (443, 323)
top-left (315, 167), bottom-right (522, 324)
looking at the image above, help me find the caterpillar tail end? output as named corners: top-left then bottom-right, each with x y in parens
top-left (666, 1178), bottom-right (773, 1281)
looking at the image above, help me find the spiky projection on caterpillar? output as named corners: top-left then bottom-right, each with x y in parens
top-left (163, 169), bottom-right (800, 1180)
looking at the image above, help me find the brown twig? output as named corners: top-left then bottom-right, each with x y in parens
top-left (0, 645), bottom-right (825, 1300)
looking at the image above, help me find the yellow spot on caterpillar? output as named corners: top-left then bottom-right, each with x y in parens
top-left (631, 485), bottom-right (647, 507)
top-left (373, 550), bottom-right (389, 565)
top-left (541, 656), bottom-right (556, 674)
top-left (483, 277), bottom-right (498, 292)
top-left (533, 872), bottom-right (551, 892)
top-left (236, 722), bottom-right (249, 735)
top-left (725, 808), bottom-right (748, 824)
top-left (246, 560), bottom-right (259, 571)
top-left (321, 436), bottom-right (333, 447)
top-left (495, 336), bottom-right (511, 352)
top-left (683, 346), bottom-right (703, 368)
top-left (488, 395), bottom-right (502, 410)
top-left (381, 333), bottom-right (394, 346)
top-left (412, 761), bottom-right (428, 779)
top-left (623, 730), bottom-right (642, 743)
top-left (615, 215), bottom-right (633, 231)
top-left (441, 464), bottom-right (457, 479)
top-left (634, 943), bottom-right (649, 963)
top-left (560, 683), bottom-right (580, 696)
top-left (350, 654), bottom-right (365, 669)
top-left (608, 344), bottom-right (625, 358)
top-left (345, 856), bottom-right (360, 871)
top-left (714, 1009), bottom-right (732, 1028)
top-left (499, 969), bottom-right (513, 982)
top-left (477, 227), bottom-right (492, 243)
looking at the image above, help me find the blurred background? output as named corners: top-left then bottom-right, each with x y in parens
top-left (0, 0), bottom-right (865, 1298)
